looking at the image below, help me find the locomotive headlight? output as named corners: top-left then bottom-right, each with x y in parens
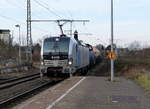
top-left (41, 58), bottom-right (44, 65)
top-left (68, 61), bottom-right (72, 65)
top-left (41, 61), bottom-right (44, 65)
top-left (68, 58), bottom-right (73, 66)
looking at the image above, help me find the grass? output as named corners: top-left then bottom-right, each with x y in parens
top-left (126, 73), bottom-right (150, 95)
top-left (114, 58), bottom-right (150, 95)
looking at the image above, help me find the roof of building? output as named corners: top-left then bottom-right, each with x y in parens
top-left (0, 29), bottom-right (10, 33)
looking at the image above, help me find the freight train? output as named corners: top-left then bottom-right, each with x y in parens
top-left (40, 32), bottom-right (90, 79)
top-left (40, 31), bottom-right (103, 79)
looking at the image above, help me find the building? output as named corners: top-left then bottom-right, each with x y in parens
top-left (0, 29), bottom-right (11, 44)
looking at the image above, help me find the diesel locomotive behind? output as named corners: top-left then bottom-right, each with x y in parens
top-left (40, 34), bottom-right (89, 79)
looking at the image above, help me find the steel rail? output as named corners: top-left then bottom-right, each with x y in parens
top-left (0, 80), bottom-right (55, 106)
top-left (0, 74), bottom-right (40, 90)
top-left (0, 73), bottom-right (40, 85)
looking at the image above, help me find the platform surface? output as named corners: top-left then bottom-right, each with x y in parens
top-left (12, 76), bottom-right (150, 109)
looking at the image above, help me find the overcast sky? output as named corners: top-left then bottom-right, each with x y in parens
top-left (0, 0), bottom-right (150, 47)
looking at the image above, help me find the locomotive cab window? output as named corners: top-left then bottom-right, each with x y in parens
top-left (43, 37), bottom-right (70, 54)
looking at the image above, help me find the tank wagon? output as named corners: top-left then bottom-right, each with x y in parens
top-left (40, 34), bottom-right (89, 79)
top-left (93, 47), bottom-right (102, 63)
top-left (85, 44), bottom-right (96, 68)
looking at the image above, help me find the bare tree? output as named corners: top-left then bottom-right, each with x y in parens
top-left (128, 41), bottom-right (141, 51)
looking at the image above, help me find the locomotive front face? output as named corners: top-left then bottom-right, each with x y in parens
top-left (41, 37), bottom-right (73, 75)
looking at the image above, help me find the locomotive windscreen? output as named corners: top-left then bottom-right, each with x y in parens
top-left (43, 37), bottom-right (70, 57)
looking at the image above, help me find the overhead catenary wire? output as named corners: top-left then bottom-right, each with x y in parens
top-left (0, 14), bottom-right (24, 24)
top-left (32, 0), bottom-right (79, 37)
top-left (5, 0), bottom-right (25, 9)
top-left (33, 0), bottom-right (62, 19)
top-left (2, 0), bottom-right (59, 27)
top-left (4, 0), bottom-right (66, 20)
top-left (4, 0), bottom-right (45, 20)
top-left (1, 0), bottom-right (80, 39)
top-left (0, 1), bottom-right (54, 41)
top-left (0, 13), bottom-right (50, 33)
top-left (36, 0), bottom-right (71, 19)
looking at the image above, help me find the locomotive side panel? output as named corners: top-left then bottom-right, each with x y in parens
top-left (77, 45), bottom-right (89, 69)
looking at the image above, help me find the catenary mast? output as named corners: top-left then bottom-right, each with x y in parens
top-left (27, 0), bottom-right (33, 64)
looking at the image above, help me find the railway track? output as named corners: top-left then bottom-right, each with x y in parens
top-left (0, 73), bottom-right (40, 85)
top-left (0, 73), bottom-right (40, 90)
top-left (0, 80), bottom-right (57, 106)
top-left (0, 72), bottom-right (64, 107)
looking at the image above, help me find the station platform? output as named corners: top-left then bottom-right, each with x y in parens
top-left (12, 76), bottom-right (150, 109)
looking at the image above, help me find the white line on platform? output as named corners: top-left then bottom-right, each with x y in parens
top-left (46, 77), bottom-right (86, 109)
